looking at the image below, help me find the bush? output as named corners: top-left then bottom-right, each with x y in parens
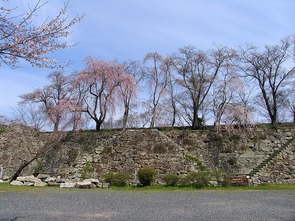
top-left (104, 172), bottom-right (130, 186)
top-left (137, 167), bottom-right (157, 186)
top-left (180, 171), bottom-right (211, 188)
top-left (163, 173), bottom-right (180, 186)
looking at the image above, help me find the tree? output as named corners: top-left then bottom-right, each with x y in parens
top-left (143, 52), bottom-right (169, 128)
top-left (118, 61), bottom-right (142, 131)
top-left (19, 71), bottom-right (78, 131)
top-left (236, 36), bottom-right (295, 125)
top-left (12, 103), bottom-right (47, 130)
top-left (211, 65), bottom-right (241, 129)
top-left (0, 0), bottom-right (82, 69)
top-left (173, 45), bottom-right (232, 129)
top-left (73, 57), bottom-right (131, 131)
top-left (10, 127), bottom-right (68, 182)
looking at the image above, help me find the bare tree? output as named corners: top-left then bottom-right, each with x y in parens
top-left (235, 36), bottom-right (295, 125)
top-left (0, 0), bottom-right (82, 69)
top-left (143, 52), bottom-right (169, 128)
top-left (12, 103), bottom-right (47, 130)
top-left (173, 45), bottom-right (232, 129)
top-left (10, 128), bottom-right (68, 182)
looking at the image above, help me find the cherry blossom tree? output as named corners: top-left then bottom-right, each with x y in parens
top-left (118, 61), bottom-right (142, 131)
top-left (0, 0), bottom-right (82, 69)
top-left (73, 57), bottom-right (132, 131)
top-left (19, 71), bottom-right (78, 131)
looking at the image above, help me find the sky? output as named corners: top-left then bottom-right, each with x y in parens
top-left (1, 0), bottom-right (295, 117)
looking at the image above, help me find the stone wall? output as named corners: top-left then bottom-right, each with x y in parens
top-left (1, 124), bottom-right (295, 184)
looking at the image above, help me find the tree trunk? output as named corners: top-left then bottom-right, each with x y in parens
top-left (10, 132), bottom-right (67, 182)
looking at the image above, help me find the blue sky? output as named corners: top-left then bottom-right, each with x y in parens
top-left (1, 0), bottom-right (295, 117)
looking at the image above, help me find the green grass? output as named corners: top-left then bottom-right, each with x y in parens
top-left (1, 183), bottom-right (295, 193)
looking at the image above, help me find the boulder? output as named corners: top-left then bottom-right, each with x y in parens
top-left (45, 177), bottom-right (56, 183)
top-left (102, 183), bottom-right (110, 188)
top-left (10, 180), bottom-right (24, 186)
top-left (25, 175), bottom-right (41, 183)
top-left (16, 176), bottom-right (26, 182)
top-left (47, 182), bottom-right (60, 187)
top-left (23, 182), bottom-right (34, 186)
top-left (37, 174), bottom-right (51, 180)
top-left (56, 177), bottom-right (67, 183)
top-left (77, 181), bottom-right (92, 189)
top-left (2, 176), bottom-right (10, 182)
top-left (83, 178), bottom-right (100, 187)
top-left (34, 181), bottom-right (47, 187)
top-left (60, 182), bottom-right (76, 188)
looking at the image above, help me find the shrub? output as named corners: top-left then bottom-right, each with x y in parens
top-left (180, 171), bottom-right (211, 188)
top-left (163, 173), bottom-right (180, 186)
top-left (137, 167), bottom-right (157, 186)
top-left (104, 172), bottom-right (130, 186)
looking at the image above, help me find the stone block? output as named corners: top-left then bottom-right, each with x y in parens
top-left (2, 176), bottom-right (10, 181)
top-left (10, 180), bottom-right (24, 186)
top-left (37, 174), bottom-right (51, 179)
top-left (45, 177), bottom-right (56, 183)
top-left (16, 176), bottom-right (26, 182)
top-left (47, 182), bottom-right (60, 187)
top-left (24, 182), bottom-right (34, 186)
top-left (60, 182), bottom-right (76, 188)
top-left (34, 181), bottom-right (47, 187)
top-left (84, 178), bottom-right (100, 184)
top-left (77, 181), bottom-right (92, 189)
top-left (25, 175), bottom-right (41, 183)
top-left (56, 177), bottom-right (67, 183)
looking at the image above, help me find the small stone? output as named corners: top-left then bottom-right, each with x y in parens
top-left (60, 182), bottom-right (76, 188)
top-left (102, 183), bottom-right (110, 188)
top-left (10, 180), bottom-right (24, 186)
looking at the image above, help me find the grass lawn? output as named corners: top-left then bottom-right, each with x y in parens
top-left (1, 182), bottom-right (295, 193)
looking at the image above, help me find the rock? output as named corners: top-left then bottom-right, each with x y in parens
top-left (77, 181), bottom-right (92, 189)
top-left (10, 180), bottom-right (24, 186)
top-left (60, 182), bottom-right (76, 188)
top-left (24, 182), bottom-right (34, 186)
top-left (208, 181), bottom-right (218, 186)
top-left (102, 183), bottom-right (110, 188)
top-left (16, 176), bottom-right (26, 182)
top-left (47, 182), bottom-right (60, 187)
top-left (45, 177), bottom-right (56, 183)
top-left (37, 174), bottom-right (50, 180)
top-left (34, 181), bottom-right (47, 187)
top-left (84, 178), bottom-right (100, 184)
top-left (2, 176), bottom-right (10, 181)
top-left (56, 177), bottom-right (67, 183)
top-left (25, 175), bottom-right (41, 183)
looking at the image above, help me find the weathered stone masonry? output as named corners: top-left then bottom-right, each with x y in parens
top-left (0, 124), bottom-right (295, 184)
